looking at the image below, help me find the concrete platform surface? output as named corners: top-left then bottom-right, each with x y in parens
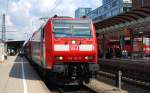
top-left (84, 79), bottom-right (128, 93)
top-left (0, 56), bottom-right (51, 93)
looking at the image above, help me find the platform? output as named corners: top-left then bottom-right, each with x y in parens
top-left (0, 56), bottom-right (51, 93)
top-left (99, 58), bottom-right (150, 62)
top-left (85, 79), bottom-right (128, 93)
top-left (99, 58), bottom-right (150, 73)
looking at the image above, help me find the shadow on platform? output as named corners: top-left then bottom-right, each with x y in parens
top-left (9, 56), bottom-right (40, 80)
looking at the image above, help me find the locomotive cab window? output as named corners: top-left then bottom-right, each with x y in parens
top-left (52, 19), bottom-right (92, 38)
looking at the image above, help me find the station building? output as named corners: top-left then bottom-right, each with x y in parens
top-left (86, 0), bottom-right (132, 22)
top-left (102, 0), bottom-right (112, 5)
top-left (132, 0), bottom-right (150, 9)
top-left (75, 8), bottom-right (92, 18)
top-left (86, 0), bottom-right (132, 21)
top-left (95, 0), bottom-right (150, 59)
top-left (6, 40), bottom-right (25, 56)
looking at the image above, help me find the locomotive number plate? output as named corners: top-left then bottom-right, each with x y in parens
top-left (70, 45), bottom-right (79, 51)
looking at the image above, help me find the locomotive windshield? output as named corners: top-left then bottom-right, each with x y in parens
top-left (53, 19), bottom-right (92, 38)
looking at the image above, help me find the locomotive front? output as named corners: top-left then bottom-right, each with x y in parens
top-left (51, 18), bottom-right (99, 83)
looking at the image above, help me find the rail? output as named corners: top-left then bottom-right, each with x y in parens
top-left (56, 85), bottom-right (97, 93)
top-left (97, 70), bottom-right (150, 89)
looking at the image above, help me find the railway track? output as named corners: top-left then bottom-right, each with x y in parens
top-left (97, 70), bottom-right (150, 89)
top-left (27, 58), bottom-right (97, 93)
top-left (56, 85), bottom-right (97, 93)
top-left (42, 75), bottom-right (97, 93)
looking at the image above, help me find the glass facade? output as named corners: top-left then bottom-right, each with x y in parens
top-left (86, 0), bottom-right (132, 22)
top-left (140, 0), bottom-right (144, 6)
top-left (75, 8), bottom-right (92, 18)
top-left (102, 0), bottom-right (111, 5)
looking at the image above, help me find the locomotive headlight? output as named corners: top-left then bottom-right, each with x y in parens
top-left (85, 56), bottom-right (89, 60)
top-left (85, 56), bottom-right (94, 60)
top-left (59, 56), bottom-right (63, 60)
top-left (72, 40), bottom-right (76, 44)
top-left (55, 56), bottom-right (63, 60)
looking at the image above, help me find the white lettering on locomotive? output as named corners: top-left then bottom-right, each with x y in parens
top-left (54, 45), bottom-right (69, 51)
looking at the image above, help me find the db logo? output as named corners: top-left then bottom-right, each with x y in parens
top-left (70, 45), bottom-right (79, 51)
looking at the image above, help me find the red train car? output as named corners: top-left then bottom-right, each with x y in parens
top-left (24, 38), bottom-right (32, 59)
top-left (25, 16), bottom-right (99, 84)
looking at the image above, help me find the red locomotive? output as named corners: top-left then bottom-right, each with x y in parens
top-left (25, 16), bottom-right (99, 84)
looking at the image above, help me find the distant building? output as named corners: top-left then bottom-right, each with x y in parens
top-left (132, 0), bottom-right (150, 9)
top-left (102, 0), bottom-right (111, 5)
top-left (86, 0), bottom-right (132, 22)
top-left (75, 8), bottom-right (92, 18)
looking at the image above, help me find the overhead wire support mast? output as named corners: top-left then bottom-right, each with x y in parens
top-left (2, 13), bottom-right (7, 59)
top-left (2, 14), bottom-right (6, 41)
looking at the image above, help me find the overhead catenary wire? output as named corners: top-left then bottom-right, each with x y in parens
top-left (48, 0), bottom-right (62, 16)
top-left (40, 0), bottom-right (62, 21)
top-left (6, 0), bottom-right (10, 14)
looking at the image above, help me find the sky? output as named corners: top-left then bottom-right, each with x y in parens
top-left (0, 0), bottom-right (102, 40)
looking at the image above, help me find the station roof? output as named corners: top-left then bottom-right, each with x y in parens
top-left (0, 39), bottom-right (4, 43)
top-left (6, 40), bottom-right (25, 50)
top-left (94, 6), bottom-right (150, 31)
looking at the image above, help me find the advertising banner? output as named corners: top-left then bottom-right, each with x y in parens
top-left (143, 38), bottom-right (150, 54)
top-left (133, 38), bottom-right (142, 51)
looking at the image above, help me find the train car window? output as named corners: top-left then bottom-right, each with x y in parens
top-left (53, 19), bottom-right (92, 38)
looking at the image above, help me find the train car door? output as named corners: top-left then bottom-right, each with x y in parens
top-left (41, 28), bottom-right (46, 66)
